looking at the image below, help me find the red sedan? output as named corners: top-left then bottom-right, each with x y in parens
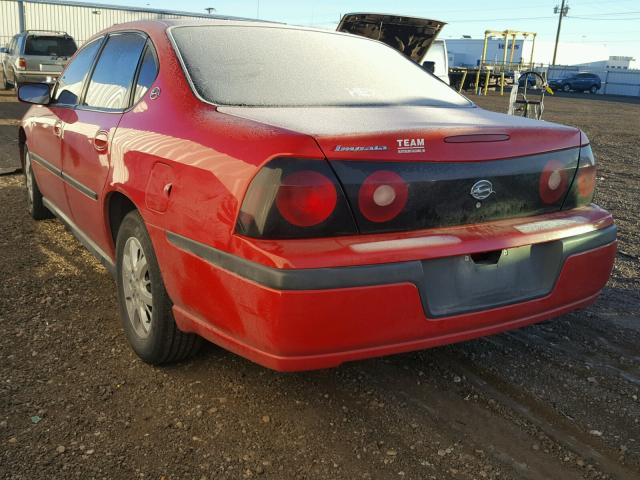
top-left (17, 20), bottom-right (616, 371)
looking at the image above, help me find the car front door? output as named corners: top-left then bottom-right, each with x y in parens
top-left (61, 32), bottom-right (148, 255)
top-left (26, 37), bottom-right (103, 218)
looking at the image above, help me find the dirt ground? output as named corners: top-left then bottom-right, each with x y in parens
top-left (1, 86), bottom-right (639, 480)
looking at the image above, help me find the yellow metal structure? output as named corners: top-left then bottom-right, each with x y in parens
top-left (473, 29), bottom-right (537, 95)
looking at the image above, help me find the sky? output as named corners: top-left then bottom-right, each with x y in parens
top-left (88, 0), bottom-right (640, 65)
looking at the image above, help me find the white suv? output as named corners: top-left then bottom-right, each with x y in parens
top-left (1, 30), bottom-right (77, 90)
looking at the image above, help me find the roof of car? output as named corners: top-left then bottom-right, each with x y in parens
top-left (114, 18), bottom-right (281, 29)
top-left (99, 18), bottom-right (354, 41)
top-left (22, 30), bottom-right (72, 36)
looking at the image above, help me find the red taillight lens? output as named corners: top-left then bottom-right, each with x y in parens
top-left (17, 58), bottom-right (27, 70)
top-left (236, 158), bottom-right (357, 239)
top-left (276, 170), bottom-right (337, 227)
top-left (562, 145), bottom-right (596, 209)
top-left (539, 159), bottom-right (569, 204)
top-left (577, 163), bottom-right (596, 198)
top-left (358, 170), bottom-right (408, 222)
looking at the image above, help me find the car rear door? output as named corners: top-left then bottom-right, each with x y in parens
top-left (27, 37), bottom-right (103, 218)
top-left (577, 74), bottom-right (591, 90)
top-left (60, 31), bottom-right (147, 254)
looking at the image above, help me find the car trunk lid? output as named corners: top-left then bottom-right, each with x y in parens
top-left (336, 13), bottom-right (446, 62)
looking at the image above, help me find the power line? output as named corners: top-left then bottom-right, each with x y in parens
top-left (569, 16), bottom-right (640, 21)
top-left (449, 16), bottom-right (555, 23)
top-left (567, 10), bottom-right (640, 16)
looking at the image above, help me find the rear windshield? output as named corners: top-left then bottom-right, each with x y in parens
top-left (25, 35), bottom-right (77, 57)
top-left (171, 25), bottom-right (471, 108)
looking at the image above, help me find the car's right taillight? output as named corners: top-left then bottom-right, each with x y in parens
top-left (562, 144), bottom-right (596, 209)
top-left (236, 158), bottom-right (357, 239)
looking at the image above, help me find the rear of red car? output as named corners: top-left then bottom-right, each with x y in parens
top-left (164, 24), bottom-right (615, 371)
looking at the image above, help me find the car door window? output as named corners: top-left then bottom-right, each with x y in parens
top-left (83, 33), bottom-right (146, 111)
top-left (53, 38), bottom-right (103, 106)
top-left (16, 36), bottom-right (25, 54)
top-left (132, 43), bottom-right (159, 104)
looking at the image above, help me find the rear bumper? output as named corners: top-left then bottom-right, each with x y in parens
top-left (151, 209), bottom-right (616, 371)
top-left (168, 225), bottom-right (615, 318)
top-left (15, 71), bottom-right (59, 84)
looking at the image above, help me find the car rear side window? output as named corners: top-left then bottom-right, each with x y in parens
top-left (83, 33), bottom-right (147, 111)
top-left (53, 38), bottom-right (102, 106)
top-left (171, 25), bottom-right (471, 108)
top-left (133, 43), bottom-right (158, 104)
top-left (25, 36), bottom-right (77, 57)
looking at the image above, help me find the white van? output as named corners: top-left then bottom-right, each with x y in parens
top-left (421, 40), bottom-right (450, 85)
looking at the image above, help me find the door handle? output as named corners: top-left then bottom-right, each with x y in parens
top-left (53, 121), bottom-right (63, 138)
top-left (93, 130), bottom-right (109, 152)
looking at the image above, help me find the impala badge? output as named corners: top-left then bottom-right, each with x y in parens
top-left (470, 180), bottom-right (494, 200)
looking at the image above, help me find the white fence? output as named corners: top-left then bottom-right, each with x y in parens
top-left (547, 65), bottom-right (640, 97)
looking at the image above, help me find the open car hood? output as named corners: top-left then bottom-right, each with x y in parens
top-left (336, 12), bottom-right (446, 62)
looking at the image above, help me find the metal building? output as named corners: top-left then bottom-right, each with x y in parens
top-left (1, 0), bottom-right (221, 47)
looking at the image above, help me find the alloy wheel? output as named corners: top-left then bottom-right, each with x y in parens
top-left (24, 151), bottom-right (34, 208)
top-left (122, 237), bottom-right (153, 338)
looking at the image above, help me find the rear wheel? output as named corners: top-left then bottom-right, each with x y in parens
top-left (116, 210), bottom-right (201, 364)
top-left (562, 84), bottom-right (571, 92)
top-left (590, 85), bottom-right (598, 94)
top-left (23, 148), bottom-right (52, 220)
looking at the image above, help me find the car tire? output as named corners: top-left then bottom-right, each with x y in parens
top-left (590, 85), bottom-right (598, 94)
top-left (23, 147), bottom-right (53, 220)
top-left (562, 84), bottom-right (571, 92)
top-left (116, 210), bottom-right (202, 364)
top-left (1, 68), bottom-right (8, 90)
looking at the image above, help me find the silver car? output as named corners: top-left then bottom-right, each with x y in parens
top-left (1, 30), bottom-right (77, 89)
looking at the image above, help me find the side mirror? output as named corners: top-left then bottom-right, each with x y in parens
top-left (422, 61), bottom-right (435, 74)
top-left (18, 83), bottom-right (51, 105)
top-left (0, 47), bottom-right (7, 54)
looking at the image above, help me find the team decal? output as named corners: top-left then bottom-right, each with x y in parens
top-left (396, 138), bottom-right (425, 154)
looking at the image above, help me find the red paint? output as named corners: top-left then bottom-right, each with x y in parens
top-left (20, 20), bottom-right (617, 371)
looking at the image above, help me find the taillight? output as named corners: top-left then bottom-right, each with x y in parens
top-left (275, 170), bottom-right (337, 227)
top-left (236, 158), bottom-right (357, 239)
top-left (358, 170), bottom-right (408, 222)
top-left (17, 58), bottom-right (27, 70)
top-left (539, 159), bottom-right (570, 204)
top-left (562, 145), bottom-right (596, 209)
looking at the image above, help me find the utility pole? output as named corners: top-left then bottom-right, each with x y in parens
top-left (552, 0), bottom-right (569, 65)
top-left (205, 7), bottom-right (216, 15)
top-left (17, 0), bottom-right (25, 33)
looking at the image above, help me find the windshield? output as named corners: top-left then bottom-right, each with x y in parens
top-left (171, 25), bottom-right (471, 108)
top-left (25, 35), bottom-right (77, 57)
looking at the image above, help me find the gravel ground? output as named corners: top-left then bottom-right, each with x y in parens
top-left (1, 87), bottom-right (639, 480)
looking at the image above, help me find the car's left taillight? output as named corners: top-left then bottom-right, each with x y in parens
top-left (562, 144), bottom-right (596, 209)
top-left (17, 58), bottom-right (27, 70)
top-left (236, 158), bottom-right (357, 239)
